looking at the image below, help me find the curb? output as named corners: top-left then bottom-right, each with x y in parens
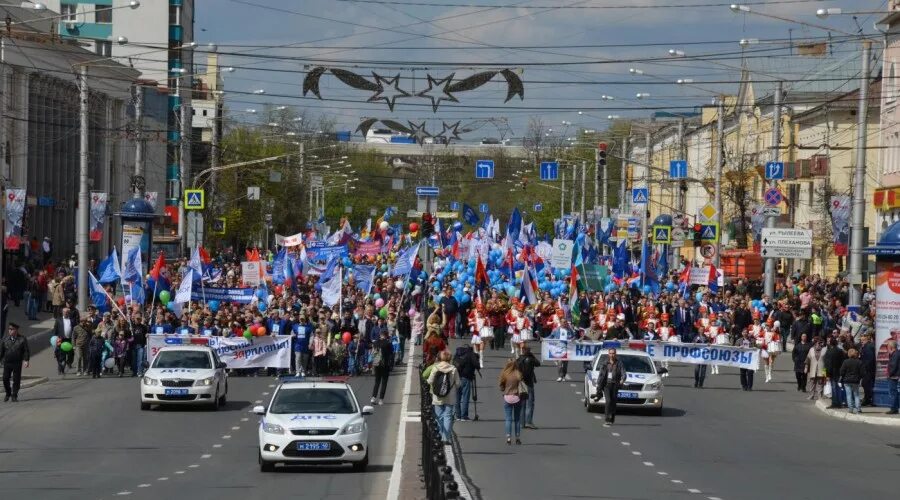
top-left (20, 376), bottom-right (49, 389)
top-left (814, 399), bottom-right (900, 427)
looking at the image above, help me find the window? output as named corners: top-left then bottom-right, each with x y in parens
top-left (889, 62), bottom-right (897, 104)
top-left (60, 4), bottom-right (77, 22)
top-left (95, 4), bottom-right (112, 23)
top-left (95, 41), bottom-right (112, 57)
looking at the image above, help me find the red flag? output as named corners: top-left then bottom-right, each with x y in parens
top-left (679, 262), bottom-right (692, 285)
top-left (199, 246), bottom-right (211, 264)
top-left (150, 252), bottom-right (166, 281)
top-left (475, 255), bottom-right (489, 285)
top-left (708, 263), bottom-right (717, 283)
top-left (245, 248), bottom-right (253, 261)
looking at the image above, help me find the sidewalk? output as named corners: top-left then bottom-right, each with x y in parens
top-left (4, 302), bottom-right (55, 354)
top-left (814, 399), bottom-right (900, 427)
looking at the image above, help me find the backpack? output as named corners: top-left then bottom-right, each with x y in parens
top-left (431, 369), bottom-right (454, 398)
top-left (372, 343), bottom-right (384, 367)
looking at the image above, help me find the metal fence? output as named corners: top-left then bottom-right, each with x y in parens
top-left (420, 376), bottom-right (464, 500)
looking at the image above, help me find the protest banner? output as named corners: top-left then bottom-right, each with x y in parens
top-left (354, 241), bottom-right (381, 256)
top-left (148, 335), bottom-right (291, 369)
top-left (241, 261), bottom-right (262, 286)
top-left (190, 287), bottom-right (255, 304)
top-left (644, 341), bottom-right (759, 370)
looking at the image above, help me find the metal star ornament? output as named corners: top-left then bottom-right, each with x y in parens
top-left (368, 73), bottom-right (411, 112)
top-left (406, 121), bottom-right (431, 145)
top-left (416, 73), bottom-right (458, 112)
top-left (434, 121), bottom-right (462, 143)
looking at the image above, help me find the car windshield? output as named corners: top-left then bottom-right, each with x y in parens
top-left (269, 388), bottom-right (357, 414)
top-left (152, 351), bottom-right (212, 369)
top-left (594, 354), bottom-right (654, 374)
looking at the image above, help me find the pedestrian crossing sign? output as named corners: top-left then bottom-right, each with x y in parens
top-left (212, 217), bottom-right (226, 235)
top-left (652, 225), bottom-right (671, 244)
top-left (184, 189), bottom-right (205, 210)
top-left (700, 223), bottom-right (719, 243)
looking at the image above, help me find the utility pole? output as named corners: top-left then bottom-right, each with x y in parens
top-left (620, 136), bottom-right (628, 214)
top-left (714, 97), bottom-right (725, 268)
top-left (602, 146), bottom-right (609, 219)
top-left (298, 142), bottom-right (305, 221)
top-left (763, 81), bottom-right (783, 299)
top-left (77, 65), bottom-right (90, 313)
top-left (0, 36), bottom-right (6, 298)
top-left (209, 98), bottom-right (219, 209)
top-left (570, 165), bottom-right (576, 215)
top-left (673, 117), bottom-right (685, 270)
top-left (849, 41), bottom-right (872, 310)
top-left (580, 160), bottom-right (586, 221)
top-left (560, 172), bottom-right (565, 219)
top-left (132, 84), bottom-right (144, 199)
top-left (177, 73), bottom-right (191, 256)
top-left (594, 147), bottom-right (599, 213)
top-left (640, 131), bottom-right (652, 287)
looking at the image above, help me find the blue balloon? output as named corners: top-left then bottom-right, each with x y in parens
top-left (642, 285), bottom-right (651, 295)
top-left (373, 293), bottom-right (381, 300)
top-left (256, 289), bottom-right (267, 299)
top-left (604, 284), bottom-right (616, 293)
top-left (387, 228), bottom-right (395, 236)
top-left (208, 300), bottom-right (220, 312)
top-left (695, 292), bottom-right (703, 302)
top-left (258, 301), bottom-right (267, 313)
top-left (432, 281), bottom-right (441, 290)
top-left (453, 222), bottom-right (463, 231)
top-left (166, 301), bottom-right (176, 311)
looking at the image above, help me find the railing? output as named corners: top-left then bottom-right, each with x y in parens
top-left (420, 375), bottom-right (464, 500)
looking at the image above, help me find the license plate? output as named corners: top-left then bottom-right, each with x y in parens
top-left (617, 391), bottom-right (639, 398)
top-left (296, 441), bottom-right (330, 451)
top-left (164, 388), bottom-right (189, 396)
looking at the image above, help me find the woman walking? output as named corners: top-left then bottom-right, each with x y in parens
top-left (805, 337), bottom-right (827, 400)
top-left (370, 331), bottom-right (393, 405)
top-left (792, 333), bottom-right (812, 392)
top-left (840, 348), bottom-right (863, 414)
top-left (499, 359), bottom-right (524, 445)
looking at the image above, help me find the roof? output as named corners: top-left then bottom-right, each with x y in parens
top-left (792, 79), bottom-right (883, 122)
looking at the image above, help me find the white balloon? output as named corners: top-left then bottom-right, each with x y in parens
top-left (379, 221), bottom-right (389, 230)
top-left (395, 279), bottom-right (404, 289)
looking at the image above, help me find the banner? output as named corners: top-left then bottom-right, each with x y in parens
top-left (874, 262), bottom-right (900, 382)
top-left (89, 191), bottom-right (108, 242)
top-left (354, 241), bottom-right (381, 256)
top-left (580, 264), bottom-right (607, 291)
top-left (4, 188), bottom-right (25, 249)
top-left (551, 239), bottom-right (574, 269)
top-left (241, 261), bottom-right (262, 286)
top-left (644, 341), bottom-right (759, 370)
top-left (189, 286), bottom-right (255, 304)
top-left (689, 266), bottom-right (712, 285)
top-left (148, 335), bottom-right (291, 369)
top-left (277, 232), bottom-right (303, 247)
top-left (305, 244), bottom-right (348, 262)
top-left (541, 340), bottom-right (646, 362)
top-left (830, 195), bottom-right (850, 257)
top-left (750, 205), bottom-right (766, 243)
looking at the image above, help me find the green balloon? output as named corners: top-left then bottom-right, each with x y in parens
top-left (60, 341), bottom-right (73, 352)
top-left (159, 290), bottom-right (171, 305)
top-left (379, 307), bottom-right (388, 319)
top-left (243, 330), bottom-right (253, 340)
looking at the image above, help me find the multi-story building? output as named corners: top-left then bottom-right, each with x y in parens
top-left (877, 3), bottom-right (900, 234)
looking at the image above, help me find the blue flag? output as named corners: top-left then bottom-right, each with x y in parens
top-left (89, 272), bottom-right (110, 313)
top-left (391, 243), bottom-right (420, 277)
top-left (272, 249), bottom-right (286, 285)
top-left (462, 204), bottom-right (480, 226)
top-left (122, 247), bottom-right (142, 283)
top-left (97, 248), bottom-right (121, 284)
top-left (315, 255), bottom-right (339, 292)
top-left (353, 264), bottom-right (376, 295)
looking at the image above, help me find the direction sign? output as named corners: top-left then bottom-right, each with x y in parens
top-left (761, 228), bottom-right (812, 260)
top-left (698, 203), bottom-right (717, 222)
top-left (479, 203), bottom-right (489, 213)
top-left (669, 160), bottom-right (687, 179)
top-left (765, 161), bottom-right (785, 180)
top-left (450, 201), bottom-right (460, 211)
top-left (416, 186), bottom-right (440, 197)
top-left (632, 188), bottom-right (649, 205)
top-left (475, 159), bottom-right (495, 179)
top-left (652, 225), bottom-right (671, 244)
top-left (533, 203), bottom-right (543, 212)
top-left (184, 189), bottom-right (205, 210)
top-left (540, 161), bottom-right (559, 181)
top-left (700, 223), bottom-right (719, 243)
top-left (764, 187), bottom-right (783, 207)
top-left (762, 206), bottom-right (782, 217)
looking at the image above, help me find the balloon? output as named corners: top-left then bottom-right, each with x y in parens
top-left (604, 284), bottom-right (617, 293)
top-left (695, 292), bottom-right (703, 302)
top-left (379, 307), bottom-right (388, 319)
top-left (124, 294), bottom-right (132, 302)
top-left (379, 221), bottom-right (389, 230)
top-left (342, 331), bottom-right (352, 344)
top-left (50, 335), bottom-right (59, 347)
top-left (60, 341), bottom-right (73, 352)
top-left (274, 285), bottom-right (284, 295)
top-left (167, 302), bottom-right (176, 311)
top-left (209, 300), bottom-right (220, 312)
top-left (258, 301), bottom-right (267, 313)
top-left (256, 326), bottom-right (267, 336)
top-left (256, 289), bottom-right (267, 299)
top-left (432, 281), bottom-right (441, 290)
top-left (104, 358), bottom-right (115, 369)
top-left (453, 221), bottom-right (463, 231)
top-left (373, 293), bottom-right (381, 300)
top-left (642, 285), bottom-right (652, 295)
top-left (408, 307), bottom-right (417, 317)
top-left (395, 279), bottom-right (404, 289)
top-left (243, 330), bottom-right (253, 340)
top-left (409, 222), bottom-right (420, 232)
top-left (159, 290), bottom-right (171, 305)
top-left (375, 298), bottom-right (385, 308)
top-left (387, 228), bottom-right (395, 236)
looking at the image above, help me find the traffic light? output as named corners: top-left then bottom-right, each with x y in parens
top-left (421, 212), bottom-right (435, 238)
top-left (693, 223), bottom-right (702, 247)
top-left (597, 142), bottom-right (608, 180)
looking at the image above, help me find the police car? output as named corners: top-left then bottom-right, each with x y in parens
top-left (583, 348), bottom-right (666, 416)
top-left (140, 345), bottom-right (228, 410)
top-left (255, 377), bottom-right (374, 472)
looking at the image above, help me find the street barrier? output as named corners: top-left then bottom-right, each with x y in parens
top-left (420, 370), bottom-right (464, 500)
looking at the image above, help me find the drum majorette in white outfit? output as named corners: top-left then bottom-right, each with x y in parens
top-left (469, 309), bottom-right (490, 367)
top-left (507, 305), bottom-right (532, 357)
top-left (762, 319), bottom-right (782, 382)
top-left (710, 322), bottom-right (728, 374)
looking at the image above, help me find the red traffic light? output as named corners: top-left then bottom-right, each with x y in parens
top-left (598, 142), bottom-right (608, 151)
top-left (693, 223), bottom-right (702, 232)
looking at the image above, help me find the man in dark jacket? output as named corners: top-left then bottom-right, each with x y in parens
top-left (823, 337), bottom-right (847, 409)
top-left (0, 323), bottom-right (30, 402)
top-left (859, 334), bottom-right (877, 406)
top-left (887, 340), bottom-right (899, 415)
top-left (516, 345), bottom-right (541, 429)
top-left (774, 304), bottom-right (794, 350)
top-left (790, 312), bottom-right (812, 345)
top-left (453, 344), bottom-right (480, 421)
top-left (592, 348), bottom-right (627, 426)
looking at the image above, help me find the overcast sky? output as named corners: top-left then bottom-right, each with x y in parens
top-left (195, 0), bottom-right (889, 140)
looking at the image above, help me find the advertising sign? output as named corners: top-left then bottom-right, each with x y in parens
top-left (874, 262), bottom-right (900, 383)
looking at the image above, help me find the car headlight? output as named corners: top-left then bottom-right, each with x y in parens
top-left (342, 421), bottom-right (366, 435)
top-left (195, 377), bottom-right (215, 386)
top-left (262, 422), bottom-right (285, 435)
top-left (645, 381), bottom-right (661, 390)
top-left (143, 377), bottom-right (158, 386)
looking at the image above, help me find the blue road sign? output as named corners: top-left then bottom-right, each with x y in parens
top-left (450, 201), bottom-right (460, 211)
top-left (479, 203), bottom-right (489, 213)
top-left (669, 160), bottom-right (687, 179)
top-left (533, 203), bottom-right (543, 212)
top-left (632, 188), bottom-right (649, 205)
top-left (475, 159), bottom-right (495, 179)
top-left (539, 161), bottom-right (559, 181)
top-left (416, 186), bottom-right (440, 197)
top-left (700, 223), bottom-right (719, 243)
top-left (765, 161), bottom-right (785, 180)
top-left (764, 187), bottom-right (783, 206)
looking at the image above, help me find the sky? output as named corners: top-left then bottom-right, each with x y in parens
top-left (192, 0), bottom-right (891, 141)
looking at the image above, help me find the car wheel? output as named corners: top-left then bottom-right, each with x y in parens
top-left (218, 386), bottom-right (227, 406)
top-left (140, 401), bottom-right (151, 411)
top-left (211, 389), bottom-right (221, 411)
top-left (259, 452), bottom-right (275, 473)
top-left (352, 452), bottom-right (369, 472)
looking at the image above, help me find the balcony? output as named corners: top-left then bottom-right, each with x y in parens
top-left (58, 22), bottom-right (112, 41)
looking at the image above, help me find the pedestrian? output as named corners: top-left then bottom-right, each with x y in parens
top-left (292, 313), bottom-right (311, 376)
top-left (423, 326), bottom-right (446, 367)
top-left (515, 344), bottom-right (541, 429)
top-left (427, 350), bottom-right (460, 445)
top-left (792, 333), bottom-right (812, 392)
top-left (452, 343), bottom-right (479, 421)
top-left (805, 337), bottom-right (827, 400)
top-left (396, 308), bottom-right (411, 364)
top-left (113, 332), bottom-right (129, 377)
top-left (498, 358), bottom-right (524, 445)
top-left (551, 316), bottom-right (575, 382)
top-left (823, 336), bottom-right (847, 409)
top-left (735, 329), bottom-right (755, 391)
top-left (370, 331), bottom-right (392, 405)
top-left (591, 348), bottom-right (627, 426)
top-left (311, 329), bottom-right (327, 376)
top-left (131, 315), bottom-right (148, 377)
top-left (0, 323), bottom-right (30, 402)
top-left (859, 333), bottom-right (876, 406)
top-left (886, 340), bottom-right (899, 415)
top-left (839, 348), bottom-right (863, 414)
top-left (87, 331), bottom-right (105, 378)
top-left (693, 331), bottom-right (709, 388)
top-left (72, 318), bottom-right (92, 376)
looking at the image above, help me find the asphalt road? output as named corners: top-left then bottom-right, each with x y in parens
top-left (0, 355), bottom-right (407, 500)
top-left (453, 342), bottom-right (900, 500)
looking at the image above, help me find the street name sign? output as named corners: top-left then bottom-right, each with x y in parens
top-left (761, 228), bottom-right (812, 259)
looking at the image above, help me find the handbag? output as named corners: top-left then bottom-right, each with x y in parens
top-left (518, 380), bottom-right (529, 400)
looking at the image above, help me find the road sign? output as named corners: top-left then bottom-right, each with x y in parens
top-left (700, 244), bottom-right (716, 259)
top-left (212, 217), bottom-right (226, 235)
top-left (762, 206), bottom-right (782, 217)
top-left (475, 159), bottom-right (495, 179)
top-left (479, 203), bottom-right (489, 213)
top-left (765, 161), bottom-right (785, 180)
top-left (632, 188), bottom-right (649, 205)
top-left (416, 186), bottom-right (440, 197)
top-left (533, 203), bottom-right (543, 212)
top-left (700, 223), bottom-right (719, 243)
top-left (450, 201), bottom-right (460, 211)
top-left (761, 228), bottom-right (812, 259)
top-left (540, 161), bottom-right (559, 181)
top-left (672, 227), bottom-right (686, 246)
top-left (699, 203), bottom-right (718, 222)
top-left (652, 225), bottom-right (671, 244)
top-left (186, 212), bottom-right (204, 248)
top-left (764, 187), bottom-right (783, 206)
top-left (669, 160), bottom-right (687, 179)
top-left (673, 213), bottom-right (686, 228)
top-left (247, 186), bottom-right (260, 200)
top-left (184, 189), bottom-right (205, 210)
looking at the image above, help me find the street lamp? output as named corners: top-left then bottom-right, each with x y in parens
top-left (628, 68), bottom-right (644, 75)
top-left (607, 115), bottom-right (620, 120)
top-left (223, 67), bottom-right (235, 73)
top-left (739, 38), bottom-right (759, 46)
top-left (601, 95), bottom-right (614, 101)
top-left (636, 93), bottom-right (651, 99)
top-left (676, 78), bottom-right (694, 84)
top-left (668, 49), bottom-right (685, 57)
top-left (253, 89), bottom-right (266, 95)
top-left (816, 7), bottom-right (842, 19)
top-left (117, 36), bottom-right (128, 45)
top-left (729, 4), bottom-right (750, 13)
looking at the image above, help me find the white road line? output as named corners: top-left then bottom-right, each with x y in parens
top-left (262, 392), bottom-right (270, 396)
top-left (174, 471), bottom-right (185, 475)
top-left (222, 435), bottom-right (231, 439)
top-left (575, 391), bottom-right (582, 394)
top-left (708, 496), bottom-right (723, 500)
top-left (631, 451), bottom-right (642, 456)
top-left (201, 454), bottom-right (212, 459)
top-left (212, 444), bottom-right (222, 448)
top-left (671, 479), bottom-right (683, 484)
top-left (594, 416), bottom-right (604, 420)
top-left (657, 471), bottom-right (668, 476)
top-left (569, 383), bottom-right (577, 387)
top-left (231, 426), bottom-right (240, 430)
top-left (240, 417), bottom-right (249, 422)
top-left (157, 477), bottom-right (168, 481)
top-left (116, 492), bottom-right (132, 496)
top-left (386, 348), bottom-right (415, 500)
top-left (254, 400), bottom-right (262, 404)
top-left (188, 464), bottom-right (199, 468)
top-left (643, 462), bottom-right (654, 467)
top-left (621, 441), bottom-right (630, 446)
top-left (268, 384), bottom-right (275, 388)
top-left (611, 432), bottom-right (620, 436)
top-left (137, 484), bottom-right (151, 488)
top-left (688, 489), bottom-right (702, 494)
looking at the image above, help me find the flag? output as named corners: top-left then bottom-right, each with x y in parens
top-left (354, 264), bottom-right (376, 295)
top-left (462, 204), bottom-right (480, 226)
top-left (89, 272), bottom-right (110, 313)
top-left (475, 255), bottom-right (489, 287)
top-left (569, 265), bottom-right (581, 325)
top-left (150, 252), bottom-right (166, 281)
top-left (321, 267), bottom-right (342, 307)
top-left (174, 268), bottom-right (193, 304)
top-left (708, 263), bottom-right (719, 293)
top-left (506, 207), bottom-right (522, 252)
top-left (679, 262), bottom-right (692, 298)
top-left (315, 255), bottom-right (339, 292)
top-left (130, 278), bottom-right (145, 305)
top-left (199, 246), bottom-right (211, 264)
top-left (97, 248), bottom-right (121, 283)
top-left (272, 249), bottom-right (286, 285)
top-left (188, 247), bottom-right (204, 280)
top-left (519, 265), bottom-right (539, 305)
top-left (391, 242), bottom-right (420, 277)
top-left (122, 247), bottom-right (142, 283)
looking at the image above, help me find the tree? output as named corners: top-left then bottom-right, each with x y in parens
top-left (722, 152), bottom-right (758, 249)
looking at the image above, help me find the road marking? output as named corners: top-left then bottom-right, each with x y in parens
top-left (611, 432), bottom-right (620, 436)
top-left (137, 484), bottom-right (151, 488)
top-left (241, 417), bottom-right (249, 422)
top-left (657, 471), bottom-right (668, 476)
top-left (688, 489), bottom-right (702, 494)
top-left (116, 492), bottom-right (132, 496)
top-left (212, 444), bottom-right (222, 448)
top-left (222, 435), bottom-right (231, 439)
top-left (201, 454), bottom-right (212, 459)
top-left (174, 471), bottom-right (185, 475)
top-left (708, 497), bottom-right (723, 500)
top-left (594, 416), bottom-right (604, 420)
top-left (643, 462), bottom-right (654, 467)
top-left (254, 400), bottom-right (263, 404)
top-left (262, 392), bottom-right (270, 395)
top-left (631, 451), bottom-right (642, 456)
top-left (621, 441), bottom-right (630, 446)
top-left (268, 384), bottom-right (275, 388)
top-left (188, 464), bottom-right (199, 468)
top-left (386, 346), bottom-right (416, 500)
top-left (569, 383), bottom-right (577, 387)
top-left (671, 479), bottom-right (683, 484)
top-left (575, 391), bottom-right (582, 394)
top-left (232, 426), bottom-right (240, 430)
top-left (157, 477), bottom-right (168, 481)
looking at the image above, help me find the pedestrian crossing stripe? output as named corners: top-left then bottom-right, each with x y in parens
top-left (184, 189), bottom-right (205, 210)
top-left (652, 225), bottom-right (671, 244)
